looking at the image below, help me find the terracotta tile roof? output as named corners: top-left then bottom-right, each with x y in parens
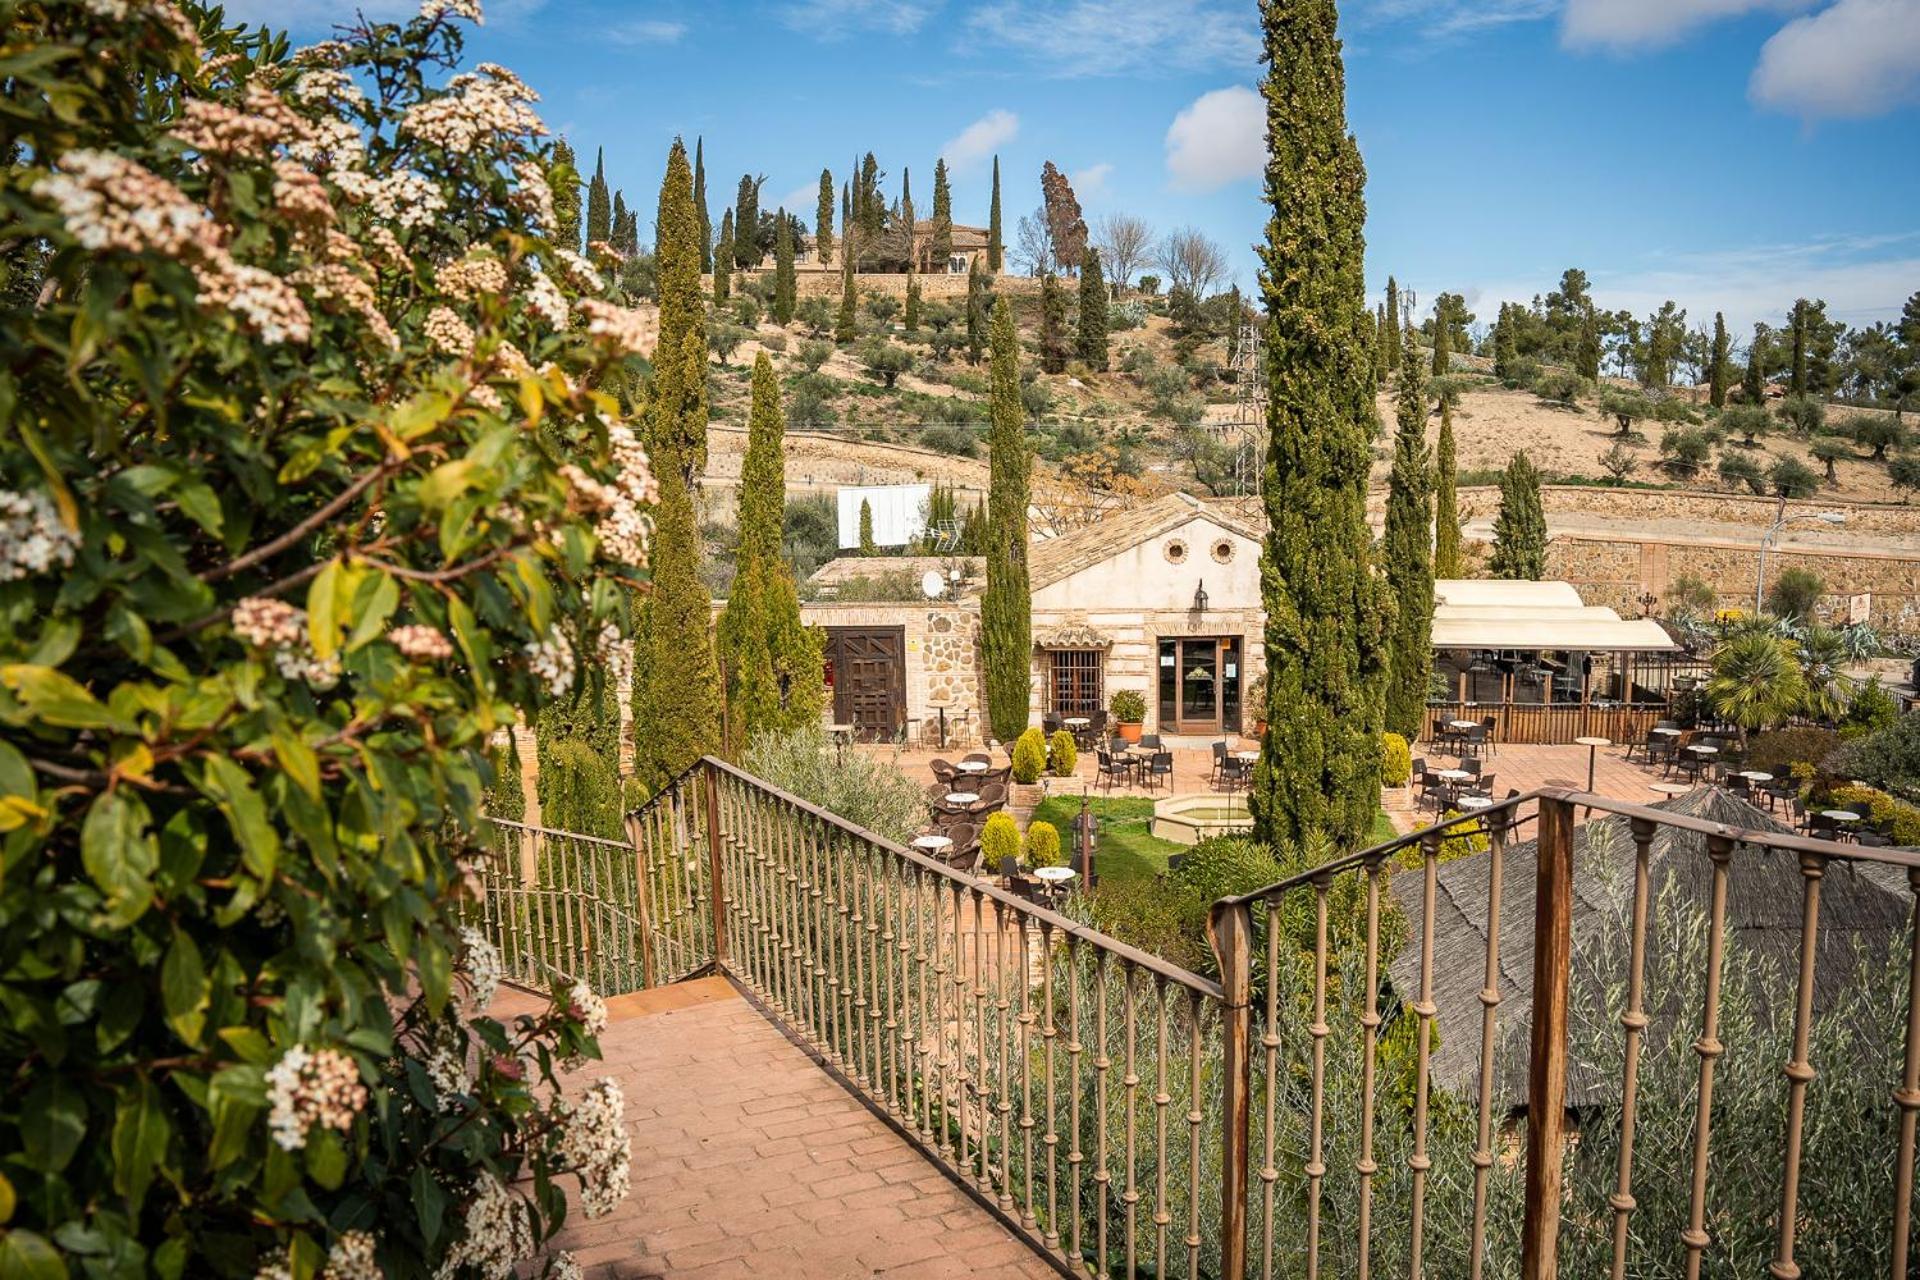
top-left (1027, 493), bottom-right (1264, 591)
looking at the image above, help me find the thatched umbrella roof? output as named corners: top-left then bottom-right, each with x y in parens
top-left (1388, 787), bottom-right (1911, 1105)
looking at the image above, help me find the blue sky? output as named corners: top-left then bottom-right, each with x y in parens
top-left (240, 0), bottom-right (1919, 337)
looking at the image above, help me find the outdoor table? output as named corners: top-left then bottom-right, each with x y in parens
top-left (1063, 717), bottom-right (1090, 729)
top-left (911, 834), bottom-right (952, 852)
top-left (1822, 809), bottom-right (1862, 823)
top-left (1234, 751), bottom-right (1260, 763)
top-left (1652, 727), bottom-right (1683, 737)
top-left (1650, 782), bottom-right (1691, 797)
top-left (1739, 771), bottom-right (1774, 783)
top-left (945, 792), bottom-right (979, 805)
top-left (1686, 744), bottom-right (1719, 755)
top-left (1437, 768), bottom-right (1472, 782)
top-left (955, 760), bottom-right (989, 774)
top-left (1033, 866), bottom-right (1078, 891)
top-left (1447, 720), bottom-right (1478, 731)
top-left (828, 722), bottom-right (854, 739)
top-left (1458, 795), bottom-right (1493, 810)
top-left (1575, 736), bottom-right (1611, 812)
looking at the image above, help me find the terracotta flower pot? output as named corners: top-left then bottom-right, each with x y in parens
top-left (1117, 722), bottom-right (1142, 745)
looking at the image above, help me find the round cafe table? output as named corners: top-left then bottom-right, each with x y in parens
top-left (955, 760), bottom-right (989, 774)
top-left (911, 834), bottom-right (952, 852)
top-left (1063, 717), bottom-right (1090, 729)
top-left (1234, 750), bottom-right (1260, 763)
top-left (945, 792), bottom-right (978, 806)
top-left (1739, 771), bottom-right (1774, 783)
top-left (1650, 782), bottom-right (1691, 797)
top-left (1437, 768), bottom-right (1472, 782)
top-left (1651, 727), bottom-right (1683, 737)
top-left (1686, 744), bottom-right (1719, 756)
top-left (1822, 809), bottom-right (1861, 824)
top-left (1034, 865), bottom-right (1078, 885)
top-left (1458, 795), bottom-right (1493, 810)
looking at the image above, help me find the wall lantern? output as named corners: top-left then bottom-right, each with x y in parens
top-left (1193, 580), bottom-right (1209, 614)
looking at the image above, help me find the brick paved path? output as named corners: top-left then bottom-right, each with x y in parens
top-left (525, 977), bottom-right (1060, 1280)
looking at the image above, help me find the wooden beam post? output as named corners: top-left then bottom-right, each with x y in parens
top-left (1522, 795), bottom-right (1576, 1278)
top-left (1210, 899), bottom-right (1255, 1280)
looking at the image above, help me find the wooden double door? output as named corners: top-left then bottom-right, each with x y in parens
top-left (825, 627), bottom-right (906, 742)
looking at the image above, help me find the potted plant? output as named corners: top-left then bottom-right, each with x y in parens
top-left (1110, 689), bottom-right (1147, 744)
top-left (1245, 666), bottom-right (1268, 737)
top-left (1380, 732), bottom-right (1414, 813)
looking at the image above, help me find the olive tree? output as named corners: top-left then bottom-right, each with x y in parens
top-left (0, 7), bottom-right (644, 1276)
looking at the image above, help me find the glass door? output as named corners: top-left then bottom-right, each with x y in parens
top-left (1180, 641), bottom-right (1219, 731)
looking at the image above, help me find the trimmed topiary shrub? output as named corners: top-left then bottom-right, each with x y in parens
top-left (1381, 732), bottom-right (1413, 787)
top-left (1169, 836), bottom-right (1285, 903)
top-left (1025, 820), bottom-right (1062, 867)
top-left (1048, 730), bottom-right (1079, 777)
top-left (982, 811), bottom-right (1022, 867)
top-left (1012, 726), bottom-right (1049, 784)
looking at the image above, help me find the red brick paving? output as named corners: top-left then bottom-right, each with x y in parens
top-left (503, 977), bottom-right (1060, 1280)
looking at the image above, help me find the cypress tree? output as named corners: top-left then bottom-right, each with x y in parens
top-left (835, 237), bottom-right (857, 343)
top-left (1038, 272), bottom-right (1069, 374)
top-left (904, 263), bottom-right (921, 333)
top-left (1488, 450), bottom-right (1547, 580)
top-left (841, 180), bottom-right (851, 239)
top-left (773, 208), bottom-right (796, 325)
top-left (1709, 312), bottom-right (1731, 408)
top-left (717, 354), bottom-right (824, 749)
top-left (987, 155), bottom-right (1003, 272)
top-left (586, 146), bottom-right (610, 246)
top-left (1434, 401), bottom-right (1462, 578)
top-left (858, 153), bottom-right (882, 239)
top-left (931, 158), bottom-right (953, 268)
top-left (551, 138), bottom-right (582, 253)
top-left (1493, 303), bottom-right (1518, 381)
top-left (1744, 323), bottom-right (1766, 404)
top-left (1250, 0), bottom-right (1390, 852)
top-left (1371, 303), bottom-right (1388, 387)
top-left (1077, 246), bottom-right (1109, 370)
top-left (734, 174), bottom-right (760, 269)
top-left (966, 255), bottom-right (987, 364)
top-left (1383, 350), bottom-right (1433, 740)
top-left (693, 136), bottom-right (711, 273)
top-left (981, 297), bottom-right (1031, 743)
top-left (857, 499), bottom-right (877, 556)
top-left (610, 190), bottom-right (628, 252)
top-left (1430, 305), bottom-right (1451, 375)
top-left (712, 208), bottom-right (732, 304)
top-left (1576, 308), bottom-right (1602, 381)
top-left (635, 138), bottom-right (721, 790)
top-left (1384, 275), bottom-right (1401, 370)
top-left (816, 168), bottom-right (835, 265)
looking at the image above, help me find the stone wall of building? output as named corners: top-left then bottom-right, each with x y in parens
top-left (797, 600), bottom-right (987, 746)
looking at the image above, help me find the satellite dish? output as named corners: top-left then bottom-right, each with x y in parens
top-left (921, 570), bottom-right (947, 600)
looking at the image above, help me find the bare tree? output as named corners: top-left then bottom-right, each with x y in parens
top-left (1095, 213), bottom-right (1153, 293)
top-left (1156, 227), bottom-right (1229, 299)
top-left (1012, 206), bottom-right (1051, 277)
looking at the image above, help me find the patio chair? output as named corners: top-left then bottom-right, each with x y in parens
top-left (1144, 751), bottom-right (1174, 792)
top-left (1790, 798), bottom-right (1811, 834)
top-left (1462, 724), bottom-right (1490, 760)
top-left (962, 751), bottom-right (992, 767)
top-left (1466, 772), bottom-right (1496, 800)
top-left (1090, 709), bottom-right (1108, 738)
top-left (970, 782), bottom-right (1007, 814)
top-left (1096, 750), bottom-right (1131, 794)
top-left (1220, 754), bottom-right (1251, 796)
top-left (1858, 831), bottom-right (1894, 848)
top-left (1479, 715), bottom-right (1498, 754)
top-left (1139, 733), bottom-right (1162, 750)
top-left (998, 854), bottom-right (1023, 884)
top-left (1459, 758), bottom-right (1482, 779)
top-left (943, 820), bottom-right (980, 852)
top-left (1043, 713), bottom-right (1063, 736)
top-left (1210, 740), bottom-right (1229, 787)
top-left (946, 846), bottom-right (983, 874)
top-left (930, 758), bottom-right (959, 786)
top-left (1725, 773), bottom-right (1751, 800)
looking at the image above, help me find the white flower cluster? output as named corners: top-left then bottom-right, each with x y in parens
top-left (546, 1254), bottom-right (582, 1280)
top-left (265, 1045), bottom-right (367, 1151)
top-left (555, 1078), bottom-right (630, 1219)
top-left (433, 1174), bottom-right (532, 1280)
top-left (489, 341), bottom-right (534, 380)
top-left (292, 68), bottom-right (366, 111)
top-left (366, 225), bottom-right (409, 269)
top-left (174, 98), bottom-right (286, 159)
top-left (424, 1038), bottom-right (472, 1113)
top-left (549, 248), bottom-right (603, 293)
top-left (577, 299), bottom-right (652, 357)
top-left (291, 261), bottom-right (397, 350)
top-left (510, 159), bottom-right (556, 233)
top-left (525, 632), bottom-right (575, 697)
top-left (458, 924), bottom-right (501, 1008)
top-left (253, 1254), bottom-right (293, 1280)
top-left (0, 488), bottom-right (80, 583)
top-left (232, 596), bottom-right (341, 690)
top-left (420, 0), bottom-right (485, 23)
top-left (399, 69), bottom-right (542, 154)
top-left (522, 270), bottom-right (568, 332)
top-left (320, 1230), bottom-right (381, 1280)
top-left (333, 166), bottom-right (446, 232)
top-left (436, 254), bottom-right (509, 301)
top-left (389, 623), bottom-right (455, 662)
top-left (594, 424), bottom-right (657, 568)
top-left (271, 160), bottom-right (334, 227)
top-left (565, 980), bottom-right (608, 1038)
top-left (197, 261), bottom-right (312, 345)
top-left (424, 306), bottom-right (476, 358)
top-left (468, 384), bottom-right (504, 413)
top-left (80, 0), bottom-right (199, 50)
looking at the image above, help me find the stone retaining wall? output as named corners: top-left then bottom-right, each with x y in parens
top-left (703, 268), bottom-right (1041, 302)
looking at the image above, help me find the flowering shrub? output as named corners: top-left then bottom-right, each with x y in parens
top-left (0, 4), bottom-right (648, 1276)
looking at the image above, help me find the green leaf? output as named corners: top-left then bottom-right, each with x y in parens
top-left (199, 758), bottom-right (279, 880)
top-left (19, 1080), bottom-right (84, 1173)
top-left (24, 619), bottom-right (79, 669)
top-left (0, 742), bottom-right (33, 797)
top-left (410, 1165), bottom-right (446, 1244)
top-left (416, 936), bottom-right (450, 1017)
top-left (160, 930), bottom-right (208, 1046)
top-left (344, 572), bottom-right (399, 653)
top-left (270, 727), bottom-right (320, 803)
top-left (80, 792), bottom-right (157, 926)
top-left (109, 1079), bottom-right (170, 1207)
top-left (216, 1026), bottom-right (272, 1065)
top-left (0, 666), bottom-right (127, 732)
top-left (207, 1066), bottom-right (262, 1172)
top-left (0, 1230), bottom-right (67, 1280)
top-left (415, 458), bottom-right (477, 511)
top-left (0, 1170), bottom-right (12, 1224)
top-left (306, 557), bottom-right (343, 661)
top-left (173, 481), bottom-right (223, 537)
top-left (305, 1130), bottom-right (347, 1191)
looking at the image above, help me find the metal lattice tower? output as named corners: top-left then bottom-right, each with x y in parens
top-left (1226, 318), bottom-right (1267, 496)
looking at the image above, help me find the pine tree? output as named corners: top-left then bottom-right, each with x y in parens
top-left (635, 138), bottom-right (721, 790)
top-left (981, 297), bottom-right (1031, 743)
top-left (1709, 311), bottom-right (1731, 408)
top-left (717, 354), bottom-right (824, 749)
top-left (857, 499), bottom-right (877, 556)
top-left (1744, 324), bottom-right (1766, 404)
top-left (1077, 246), bottom-right (1109, 370)
top-left (773, 208), bottom-right (796, 325)
top-left (693, 137), bottom-right (711, 273)
top-left (1250, 0), bottom-right (1389, 852)
top-left (1384, 275), bottom-right (1401, 371)
top-left (586, 146), bottom-right (610, 246)
top-left (1383, 350), bottom-right (1433, 739)
top-left (816, 168), bottom-right (835, 265)
top-left (1434, 401), bottom-right (1462, 578)
top-left (734, 173), bottom-right (760, 269)
top-left (987, 155), bottom-right (1003, 272)
top-left (835, 237), bottom-right (857, 344)
top-left (551, 138), bottom-right (582, 253)
top-left (712, 208), bottom-right (732, 304)
top-left (1488, 450), bottom-right (1547, 580)
top-left (966, 255), bottom-right (987, 364)
top-left (931, 158), bottom-right (953, 268)
top-left (1038, 272), bottom-right (1069, 374)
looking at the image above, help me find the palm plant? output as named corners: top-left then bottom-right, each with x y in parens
top-left (1796, 625), bottom-right (1855, 724)
top-left (1706, 632), bottom-right (1808, 742)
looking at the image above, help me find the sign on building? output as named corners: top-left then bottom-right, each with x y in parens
top-left (837, 484), bottom-right (931, 550)
top-left (1850, 592), bottom-right (1872, 624)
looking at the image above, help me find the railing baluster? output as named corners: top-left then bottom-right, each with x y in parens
top-left (955, 879), bottom-right (972, 1180)
top-left (1186, 989), bottom-right (1205, 1280)
top-left (996, 900), bottom-right (1015, 1209)
top-left (1681, 832), bottom-right (1735, 1280)
top-left (972, 887), bottom-right (991, 1190)
top-left (1771, 849), bottom-right (1827, 1279)
top-left (1153, 975), bottom-right (1172, 1280)
top-left (1409, 828), bottom-right (1443, 1278)
top-left (1308, 877), bottom-right (1331, 1280)
top-left (1892, 868), bottom-right (1920, 1280)
top-left (1606, 816), bottom-right (1656, 1280)
top-left (1067, 934), bottom-right (1087, 1269)
top-left (1041, 919), bottom-right (1062, 1253)
top-left (1095, 945), bottom-right (1114, 1278)
top-left (1017, 913), bottom-right (1038, 1229)
top-left (1357, 855), bottom-right (1386, 1280)
top-left (1260, 895), bottom-right (1282, 1280)
top-left (1123, 962), bottom-right (1142, 1280)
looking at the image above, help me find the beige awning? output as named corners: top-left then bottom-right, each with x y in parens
top-left (1434, 579), bottom-right (1587, 609)
top-left (1432, 579), bottom-right (1677, 653)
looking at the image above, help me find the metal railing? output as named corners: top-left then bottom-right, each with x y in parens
top-left (478, 762), bottom-right (1920, 1279)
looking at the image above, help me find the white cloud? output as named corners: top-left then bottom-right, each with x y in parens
top-left (1164, 86), bottom-right (1263, 193)
top-left (965, 0), bottom-right (1256, 75)
top-left (608, 18), bottom-right (687, 44)
top-left (219, 0), bottom-right (546, 28)
top-left (778, 0), bottom-right (941, 36)
top-left (776, 184), bottom-right (819, 218)
top-left (1071, 162), bottom-right (1114, 203)
top-left (939, 109), bottom-right (1020, 175)
top-left (1749, 0), bottom-right (1920, 117)
top-left (1348, 0), bottom-right (1558, 41)
top-left (1559, 0), bottom-right (1812, 50)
